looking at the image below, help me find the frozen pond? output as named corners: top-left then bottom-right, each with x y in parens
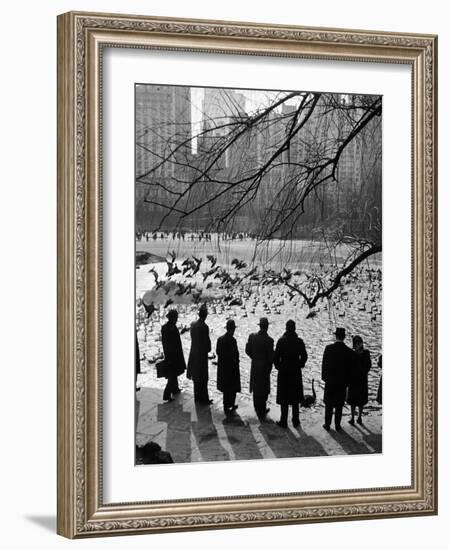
top-left (136, 234), bottom-right (381, 272)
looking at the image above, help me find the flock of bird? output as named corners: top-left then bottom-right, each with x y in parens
top-left (139, 251), bottom-right (381, 318)
top-left (140, 252), bottom-right (300, 311)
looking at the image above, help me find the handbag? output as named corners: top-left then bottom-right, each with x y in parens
top-left (155, 359), bottom-right (168, 378)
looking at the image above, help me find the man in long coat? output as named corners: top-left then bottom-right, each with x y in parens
top-left (161, 309), bottom-right (186, 402)
top-left (216, 319), bottom-right (241, 414)
top-left (274, 319), bottom-right (308, 428)
top-left (321, 327), bottom-right (353, 431)
top-left (245, 317), bottom-right (274, 418)
top-left (187, 304), bottom-right (212, 404)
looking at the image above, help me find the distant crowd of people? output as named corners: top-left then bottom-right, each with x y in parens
top-left (136, 305), bottom-right (382, 431)
top-left (136, 230), bottom-right (254, 242)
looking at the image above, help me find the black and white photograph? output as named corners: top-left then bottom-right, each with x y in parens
top-left (134, 83), bottom-right (383, 465)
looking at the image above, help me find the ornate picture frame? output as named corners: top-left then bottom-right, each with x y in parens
top-left (57, 11), bottom-right (437, 538)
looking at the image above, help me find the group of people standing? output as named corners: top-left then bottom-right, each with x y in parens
top-left (322, 328), bottom-right (373, 430)
top-left (141, 304), bottom-right (376, 430)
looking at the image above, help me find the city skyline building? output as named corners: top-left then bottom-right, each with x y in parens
top-left (136, 84), bottom-right (192, 215)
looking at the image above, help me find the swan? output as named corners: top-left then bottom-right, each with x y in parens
top-left (301, 379), bottom-right (316, 407)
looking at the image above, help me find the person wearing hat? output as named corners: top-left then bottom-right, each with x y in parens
top-left (245, 317), bottom-right (274, 419)
top-left (273, 320), bottom-right (308, 428)
top-left (161, 309), bottom-right (186, 402)
top-left (187, 304), bottom-right (213, 404)
top-left (321, 327), bottom-right (354, 431)
top-left (216, 319), bottom-right (241, 414)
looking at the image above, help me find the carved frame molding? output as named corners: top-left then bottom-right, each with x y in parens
top-left (57, 11), bottom-right (437, 538)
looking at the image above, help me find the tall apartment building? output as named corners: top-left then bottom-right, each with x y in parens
top-left (235, 93), bottom-right (381, 235)
top-left (201, 88), bottom-right (246, 169)
top-left (135, 84), bottom-right (192, 217)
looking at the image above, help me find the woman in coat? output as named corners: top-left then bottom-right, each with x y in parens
top-left (347, 335), bottom-right (371, 425)
top-left (273, 320), bottom-right (308, 428)
top-left (161, 309), bottom-right (186, 402)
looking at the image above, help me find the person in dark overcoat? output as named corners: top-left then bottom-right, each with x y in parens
top-left (216, 319), bottom-right (241, 414)
top-left (376, 355), bottom-right (382, 405)
top-left (321, 327), bottom-right (353, 431)
top-left (273, 320), bottom-right (308, 428)
top-left (187, 304), bottom-right (212, 404)
top-left (136, 332), bottom-right (141, 392)
top-left (245, 317), bottom-right (274, 418)
top-left (347, 335), bottom-right (371, 425)
top-left (161, 309), bottom-right (186, 402)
